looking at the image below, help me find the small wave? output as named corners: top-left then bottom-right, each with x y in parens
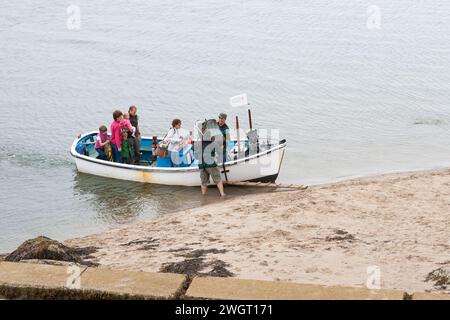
top-left (413, 118), bottom-right (447, 126)
top-left (0, 149), bottom-right (73, 169)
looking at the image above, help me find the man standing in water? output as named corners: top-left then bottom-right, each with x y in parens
top-left (128, 105), bottom-right (141, 164)
top-left (198, 119), bottom-right (226, 197)
top-left (218, 113), bottom-right (229, 135)
top-left (217, 113), bottom-right (230, 164)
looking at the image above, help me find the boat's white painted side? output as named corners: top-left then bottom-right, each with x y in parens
top-left (71, 132), bottom-right (286, 186)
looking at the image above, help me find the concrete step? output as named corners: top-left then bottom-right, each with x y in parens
top-left (185, 276), bottom-right (406, 300)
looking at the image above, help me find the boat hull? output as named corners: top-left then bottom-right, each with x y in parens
top-left (71, 133), bottom-right (286, 186)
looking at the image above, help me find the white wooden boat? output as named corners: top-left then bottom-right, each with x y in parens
top-left (70, 131), bottom-right (286, 186)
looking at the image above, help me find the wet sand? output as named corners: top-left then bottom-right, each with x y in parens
top-left (66, 169), bottom-right (450, 294)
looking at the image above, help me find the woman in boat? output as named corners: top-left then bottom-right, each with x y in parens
top-left (109, 110), bottom-right (123, 163)
top-left (163, 119), bottom-right (187, 166)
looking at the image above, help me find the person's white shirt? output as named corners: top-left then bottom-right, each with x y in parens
top-left (164, 128), bottom-right (190, 152)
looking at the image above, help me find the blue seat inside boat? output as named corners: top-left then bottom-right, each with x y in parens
top-left (175, 144), bottom-right (193, 167)
top-left (157, 156), bottom-right (172, 167)
top-left (156, 144), bottom-right (194, 167)
top-left (139, 139), bottom-right (153, 163)
top-left (76, 135), bottom-right (96, 156)
top-left (75, 142), bottom-right (85, 155)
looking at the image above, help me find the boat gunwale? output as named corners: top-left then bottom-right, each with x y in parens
top-left (70, 131), bottom-right (287, 173)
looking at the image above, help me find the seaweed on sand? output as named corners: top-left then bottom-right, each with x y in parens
top-left (4, 236), bottom-right (98, 266)
top-left (159, 248), bottom-right (233, 277)
top-left (425, 265), bottom-right (450, 290)
top-left (120, 238), bottom-right (159, 250)
top-left (325, 229), bottom-right (356, 242)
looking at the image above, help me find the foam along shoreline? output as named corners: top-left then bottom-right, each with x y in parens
top-left (65, 168), bottom-right (450, 294)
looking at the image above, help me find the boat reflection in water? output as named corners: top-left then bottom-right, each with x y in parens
top-left (72, 171), bottom-right (269, 226)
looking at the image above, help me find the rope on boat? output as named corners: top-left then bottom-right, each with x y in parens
top-left (225, 181), bottom-right (308, 190)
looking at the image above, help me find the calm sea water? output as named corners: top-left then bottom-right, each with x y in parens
top-left (1, 0), bottom-right (450, 252)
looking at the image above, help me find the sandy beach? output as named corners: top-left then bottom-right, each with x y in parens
top-left (65, 168), bottom-right (450, 294)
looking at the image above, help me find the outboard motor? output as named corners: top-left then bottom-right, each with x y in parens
top-left (247, 129), bottom-right (259, 156)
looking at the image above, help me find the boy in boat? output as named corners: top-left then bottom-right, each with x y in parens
top-left (121, 130), bottom-right (134, 164)
top-left (95, 125), bottom-right (110, 160)
top-left (198, 119), bottom-right (226, 197)
top-left (120, 112), bottom-right (137, 164)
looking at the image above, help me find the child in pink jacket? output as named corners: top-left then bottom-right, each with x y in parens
top-left (120, 113), bottom-right (136, 137)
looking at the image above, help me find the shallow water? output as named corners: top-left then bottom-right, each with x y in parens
top-left (1, 0), bottom-right (450, 252)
